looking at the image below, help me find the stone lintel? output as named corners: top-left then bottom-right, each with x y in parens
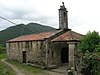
top-left (67, 42), bottom-right (78, 44)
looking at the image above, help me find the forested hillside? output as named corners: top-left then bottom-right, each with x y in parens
top-left (0, 23), bottom-right (55, 46)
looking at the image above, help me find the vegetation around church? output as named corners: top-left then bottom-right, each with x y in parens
top-left (7, 59), bottom-right (45, 75)
top-left (0, 54), bottom-right (16, 75)
top-left (0, 44), bottom-right (6, 54)
top-left (0, 53), bottom-right (44, 75)
top-left (77, 31), bottom-right (100, 75)
top-left (78, 31), bottom-right (100, 53)
top-left (0, 62), bottom-right (16, 75)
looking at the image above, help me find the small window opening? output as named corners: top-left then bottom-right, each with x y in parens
top-left (48, 50), bottom-right (49, 54)
top-left (64, 12), bottom-right (66, 17)
top-left (52, 51), bottom-right (54, 58)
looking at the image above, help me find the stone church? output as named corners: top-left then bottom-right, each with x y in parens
top-left (6, 2), bottom-right (83, 68)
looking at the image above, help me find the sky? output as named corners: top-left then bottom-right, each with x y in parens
top-left (0, 0), bottom-right (100, 34)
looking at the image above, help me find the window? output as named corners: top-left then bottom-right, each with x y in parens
top-left (48, 50), bottom-right (49, 54)
top-left (52, 51), bottom-right (54, 58)
top-left (64, 12), bottom-right (66, 17)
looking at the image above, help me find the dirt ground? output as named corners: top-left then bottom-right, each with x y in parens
top-left (1, 59), bottom-right (67, 75)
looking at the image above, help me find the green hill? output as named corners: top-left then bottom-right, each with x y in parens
top-left (0, 23), bottom-right (55, 46)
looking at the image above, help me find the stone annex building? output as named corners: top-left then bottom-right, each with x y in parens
top-left (6, 3), bottom-right (83, 68)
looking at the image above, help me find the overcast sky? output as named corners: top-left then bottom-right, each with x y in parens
top-left (0, 0), bottom-right (100, 34)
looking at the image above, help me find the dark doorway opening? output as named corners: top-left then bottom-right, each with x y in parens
top-left (61, 47), bottom-right (68, 63)
top-left (22, 51), bottom-right (26, 63)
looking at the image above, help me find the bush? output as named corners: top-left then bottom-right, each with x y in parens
top-left (82, 52), bottom-right (100, 75)
top-left (0, 45), bottom-right (6, 54)
top-left (77, 31), bottom-right (100, 75)
top-left (78, 31), bottom-right (100, 53)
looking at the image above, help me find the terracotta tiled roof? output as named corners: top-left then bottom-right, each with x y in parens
top-left (8, 30), bottom-right (83, 42)
top-left (8, 31), bottom-right (56, 42)
top-left (52, 30), bottom-right (83, 42)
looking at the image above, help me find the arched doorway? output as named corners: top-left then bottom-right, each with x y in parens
top-left (61, 47), bottom-right (68, 63)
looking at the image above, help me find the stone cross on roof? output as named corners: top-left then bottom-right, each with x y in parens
top-left (62, 2), bottom-right (64, 5)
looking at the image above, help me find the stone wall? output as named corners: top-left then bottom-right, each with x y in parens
top-left (27, 41), bottom-right (46, 66)
top-left (7, 41), bottom-right (46, 66)
top-left (6, 42), bottom-right (25, 62)
top-left (7, 41), bottom-right (69, 66)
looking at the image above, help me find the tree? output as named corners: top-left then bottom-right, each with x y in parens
top-left (78, 31), bottom-right (100, 53)
top-left (77, 31), bottom-right (100, 75)
top-left (95, 42), bottom-right (100, 52)
top-left (0, 44), bottom-right (5, 53)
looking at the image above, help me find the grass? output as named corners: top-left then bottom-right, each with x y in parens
top-left (0, 53), bottom-right (16, 75)
top-left (0, 53), bottom-right (6, 59)
top-left (0, 54), bottom-right (45, 75)
top-left (7, 59), bottom-right (45, 75)
top-left (0, 61), bottom-right (16, 75)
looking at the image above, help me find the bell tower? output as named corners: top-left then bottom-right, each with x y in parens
top-left (59, 2), bottom-right (68, 29)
